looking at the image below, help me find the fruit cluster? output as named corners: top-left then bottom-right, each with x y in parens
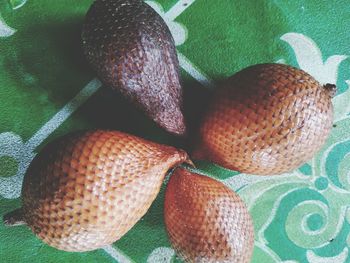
top-left (4, 1), bottom-right (335, 262)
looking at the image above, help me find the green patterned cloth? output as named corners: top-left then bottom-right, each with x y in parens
top-left (1, 0), bottom-right (350, 262)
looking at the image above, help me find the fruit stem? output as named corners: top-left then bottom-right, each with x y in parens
top-left (324, 83), bottom-right (337, 98)
top-left (3, 208), bottom-right (26, 227)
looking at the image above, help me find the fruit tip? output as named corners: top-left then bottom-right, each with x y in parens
top-left (324, 83), bottom-right (337, 98)
top-left (161, 119), bottom-right (187, 137)
top-left (3, 208), bottom-right (26, 227)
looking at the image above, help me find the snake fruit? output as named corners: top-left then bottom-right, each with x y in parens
top-left (4, 130), bottom-right (188, 252)
top-left (164, 167), bottom-right (254, 263)
top-left (193, 63), bottom-right (335, 175)
top-left (82, 0), bottom-right (186, 135)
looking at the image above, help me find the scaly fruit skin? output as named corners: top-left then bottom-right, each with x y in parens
top-left (164, 168), bottom-right (254, 263)
top-left (11, 130), bottom-right (188, 252)
top-left (193, 63), bottom-right (335, 175)
top-left (82, 0), bottom-right (186, 135)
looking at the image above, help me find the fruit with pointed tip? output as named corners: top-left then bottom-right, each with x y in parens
top-left (193, 63), bottom-right (335, 175)
top-left (4, 130), bottom-right (189, 252)
top-left (164, 167), bottom-right (254, 263)
top-left (82, 0), bottom-right (186, 135)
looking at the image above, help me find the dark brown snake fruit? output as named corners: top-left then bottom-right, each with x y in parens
top-left (4, 130), bottom-right (189, 252)
top-left (193, 63), bottom-right (335, 175)
top-left (164, 167), bottom-right (254, 263)
top-left (82, 0), bottom-right (186, 136)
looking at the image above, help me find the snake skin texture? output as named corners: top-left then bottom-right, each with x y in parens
top-left (10, 130), bottom-right (188, 252)
top-left (82, 0), bottom-right (186, 135)
top-left (193, 63), bottom-right (335, 175)
top-left (164, 168), bottom-right (254, 263)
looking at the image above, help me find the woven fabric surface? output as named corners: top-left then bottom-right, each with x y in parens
top-left (1, 0), bottom-right (350, 262)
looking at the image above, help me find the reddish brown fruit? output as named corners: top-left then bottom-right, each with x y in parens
top-left (82, 0), bottom-right (186, 135)
top-left (193, 63), bottom-right (335, 175)
top-left (4, 130), bottom-right (189, 252)
top-left (164, 167), bottom-right (254, 263)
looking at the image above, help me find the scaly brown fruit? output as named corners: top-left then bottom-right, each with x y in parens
top-left (164, 167), bottom-right (254, 263)
top-left (193, 63), bottom-right (335, 175)
top-left (82, 0), bottom-right (186, 135)
top-left (4, 130), bottom-right (189, 252)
